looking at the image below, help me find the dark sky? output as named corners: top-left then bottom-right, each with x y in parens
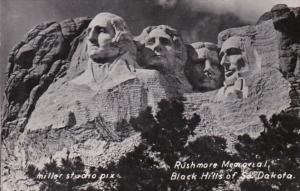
top-left (1, 0), bottom-right (299, 103)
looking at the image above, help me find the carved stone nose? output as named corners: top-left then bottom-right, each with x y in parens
top-left (221, 56), bottom-right (230, 70)
top-left (153, 41), bottom-right (163, 52)
top-left (88, 29), bottom-right (99, 45)
top-left (154, 46), bottom-right (162, 52)
top-left (204, 60), bottom-right (213, 72)
top-left (88, 37), bottom-right (98, 45)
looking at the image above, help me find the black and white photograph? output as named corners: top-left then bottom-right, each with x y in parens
top-left (1, 0), bottom-right (300, 190)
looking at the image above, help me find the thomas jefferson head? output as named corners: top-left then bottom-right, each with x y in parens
top-left (135, 25), bottom-right (187, 73)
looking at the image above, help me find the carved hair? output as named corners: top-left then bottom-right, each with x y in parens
top-left (191, 42), bottom-right (218, 52)
top-left (190, 42), bottom-right (219, 62)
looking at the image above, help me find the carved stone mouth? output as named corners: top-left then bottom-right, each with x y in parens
top-left (200, 78), bottom-right (212, 83)
top-left (152, 55), bottom-right (166, 59)
top-left (225, 70), bottom-right (235, 77)
top-left (89, 44), bottom-right (98, 48)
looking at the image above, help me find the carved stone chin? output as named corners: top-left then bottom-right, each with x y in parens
top-left (216, 77), bottom-right (248, 101)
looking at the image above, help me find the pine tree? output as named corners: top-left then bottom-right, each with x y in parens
top-left (108, 98), bottom-right (235, 191)
top-left (236, 112), bottom-right (300, 191)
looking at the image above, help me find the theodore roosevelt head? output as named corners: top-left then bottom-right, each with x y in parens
top-left (185, 42), bottom-right (224, 92)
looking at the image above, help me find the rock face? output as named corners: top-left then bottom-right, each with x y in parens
top-left (1, 5), bottom-right (300, 191)
top-left (270, 4), bottom-right (300, 111)
top-left (183, 4), bottom-right (300, 143)
top-left (1, 13), bottom-right (189, 190)
top-left (1, 17), bottom-right (93, 190)
top-left (184, 21), bottom-right (290, 139)
top-left (1, 17), bottom-right (91, 138)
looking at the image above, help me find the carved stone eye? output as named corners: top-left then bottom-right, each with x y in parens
top-left (146, 37), bottom-right (155, 46)
top-left (87, 27), bottom-right (92, 34)
top-left (219, 51), bottom-right (225, 58)
top-left (160, 37), bottom-right (172, 46)
top-left (226, 48), bottom-right (242, 56)
top-left (95, 26), bottom-right (108, 33)
top-left (194, 58), bottom-right (206, 66)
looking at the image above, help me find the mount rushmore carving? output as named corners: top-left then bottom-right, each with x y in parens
top-left (1, 12), bottom-right (254, 138)
top-left (1, 4), bottom-right (300, 190)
